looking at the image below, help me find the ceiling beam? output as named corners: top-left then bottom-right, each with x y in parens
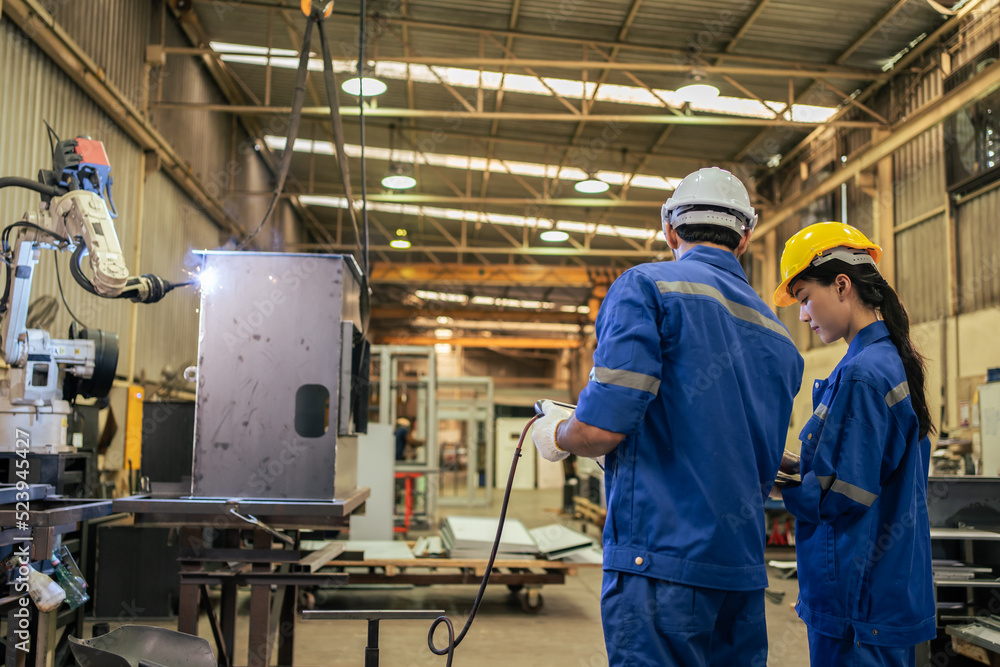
top-left (618, 0), bottom-right (644, 40)
top-left (148, 104), bottom-right (884, 127)
top-left (724, 0), bottom-right (772, 54)
top-left (167, 4), bottom-right (338, 248)
top-left (756, 57), bottom-right (1000, 235)
top-left (371, 306), bottom-right (590, 324)
top-left (769, 0), bottom-right (986, 170)
top-left (228, 192), bottom-right (669, 207)
top-left (164, 48), bottom-right (880, 79)
top-left (835, 0), bottom-right (913, 66)
top-left (189, 1), bottom-right (883, 76)
top-left (287, 243), bottom-right (668, 258)
top-left (335, 122), bottom-right (745, 169)
top-left (734, 0), bottom-right (909, 160)
top-left (371, 262), bottom-right (599, 287)
top-left (375, 336), bottom-right (581, 349)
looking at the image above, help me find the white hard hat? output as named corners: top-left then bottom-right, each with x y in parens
top-left (661, 167), bottom-right (757, 234)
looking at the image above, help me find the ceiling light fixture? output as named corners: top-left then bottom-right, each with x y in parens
top-left (341, 64), bottom-right (387, 97)
top-left (574, 173), bottom-right (609, 194)
top-left (382, 164), bottom-right (416, 190)
top-left (540, 230), bottom-right (569, 242)
top-left (381, 123), bottom-right (417, 190)
top-left (676, 70), bottom-right (720, 104)
top-left (390, 224), bottom-right (411, 249)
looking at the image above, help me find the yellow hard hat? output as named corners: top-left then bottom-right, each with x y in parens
top-left (773, 222), bottom-right (882, 307)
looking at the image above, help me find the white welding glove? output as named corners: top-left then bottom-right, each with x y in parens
top-left (533, 400), bottom-right (573, 462)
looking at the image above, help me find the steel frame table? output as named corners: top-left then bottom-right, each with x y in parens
top-left (113, 489), bottom-right (369, 667)
top-left (0, 497), bottom-right (113, 667)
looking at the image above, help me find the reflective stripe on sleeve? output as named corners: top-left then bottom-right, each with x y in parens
top-left (655, 280), bottom-right (792, 342)
top-left (885, 382), bottom-right (910, 408)
top-left (830, 480), bottom-right (878, 507)
top-left (590, 366), bottom-right (660, 395)
top-left (815, 475), bottom-right (877, 506)
top-left (816, 475), bottom-right (834, 490)
top-left (814, 404), bottom-right (829, 420)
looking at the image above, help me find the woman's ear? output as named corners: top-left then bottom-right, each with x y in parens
top-left (835, 274), bottom-right (851, 300)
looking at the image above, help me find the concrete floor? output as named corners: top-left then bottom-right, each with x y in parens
top-left (87, 488), bottom-right (810, 666)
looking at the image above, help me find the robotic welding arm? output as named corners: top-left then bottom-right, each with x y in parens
top-left (0, 135), bottom-right (187, 409)
top-left (38, 137), bottom-right (184, 304)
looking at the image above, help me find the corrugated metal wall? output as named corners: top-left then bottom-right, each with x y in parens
top-left (32, 0), bottom-right (297, 250)
top-left (842, 121), bottom-right (875, 239)
top-left (896, 213), bottom-right (950, 323)
top-left (956, 187), bottom-right (1000, 313)
top-left (888, 61), bottom-right (947, 326)
top-left (893, 67), bottom-right (945, 226)
top-left (40, 0), bottom-right (151, 108)
top-left (950, 0), bottom-right (1000, 69)
top-left (0, 14), bottom-right (248, 381)
top-left (0, 16), bottom-right (138, 349)
top-left (149, 10), bottom-right (295, 249)
top-left (133, 172), bottom-right (221, 379)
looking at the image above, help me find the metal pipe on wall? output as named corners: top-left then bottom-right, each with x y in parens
top-left (125, 151), bottom-right (147, 384)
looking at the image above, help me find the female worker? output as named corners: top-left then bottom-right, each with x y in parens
top-left (773, 222), bottom-right (935, 667)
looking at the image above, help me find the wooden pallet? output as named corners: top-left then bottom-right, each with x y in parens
top-left (326, 555), bottom-right (595, 578)
top-left (318, 554), bottom-right (599, 612)
top-left (574, 496), bottom-right (607, 530)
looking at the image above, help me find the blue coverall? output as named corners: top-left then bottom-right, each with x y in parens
top-left (781, 321), bottom-right (935, 667)
top-left (575, 246), bottom-right (804, 667)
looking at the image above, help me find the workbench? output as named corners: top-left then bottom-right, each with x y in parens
top-left (0, 496), bottom-right (112, 667)
top-left (113, 489), bottom-right (369, 667)
top-left (317, 546), bottom-right (601, 613)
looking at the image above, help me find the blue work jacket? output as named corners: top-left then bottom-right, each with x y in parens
top-left (577, 245), bottom-right (803, 591)
top-left (782, 321), bottom-right (935, 647)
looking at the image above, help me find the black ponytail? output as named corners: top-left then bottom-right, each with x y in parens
top-left (796, 260), bottom-right (935, 439)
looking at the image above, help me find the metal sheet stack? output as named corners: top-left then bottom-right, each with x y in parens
top-left (441, 516), bottom-right (538, 558)
top-left (529, 524), bottom-right (595, 560)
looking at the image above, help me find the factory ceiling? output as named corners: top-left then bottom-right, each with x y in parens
top-left (165, 0), bottom-right (963, 347)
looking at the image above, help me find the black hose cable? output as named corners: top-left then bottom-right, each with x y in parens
top-left (235, 19), bottom-right (315, 251)
top-left (69, 241), bottom-right (100, 296)
top-left (356, 0), bottom-right (372, 335)
top-left (54, 255), bottom-right (87, 328)
top-left (427, 414), bottom-right (541, 666)
top-left (0, 222), bottom-right (72, 315)
top-left (44, 121), bottom-right (59, 157)
top-left (0, 177), bottom-right (61, 198)
top-left (316, 17), bottom-right (363, 259)
top-left (0, 264), bottom-right (11, 315)
top-left (357, 0), bottom-right (370, 279)
top-left (2, 221), bottom-right (69, 254)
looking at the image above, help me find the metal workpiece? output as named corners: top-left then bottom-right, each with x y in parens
top-left (0, 483), bottom-right (51, 505)
top-left (113, 487), bottom-right (370, 529)
top-left (926, 476), bottom-right (1000, 528)
top-left (0, 498), bottom-right (112, 527)
top-left (191, 251), bottom-right (365, 500)
top-left (303, 609), bottom-right (446, 621)
top-left (68, 626), bottom-right (217, 667)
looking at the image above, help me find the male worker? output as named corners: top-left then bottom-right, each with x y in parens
top-left (533, 167), bottom-right (803, 666)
